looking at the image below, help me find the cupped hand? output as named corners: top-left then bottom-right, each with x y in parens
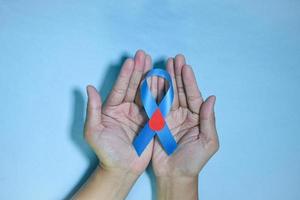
top-left (84, 50), bottom-right (153, 176)
top-left (152, 54), bottom-right (219, 178)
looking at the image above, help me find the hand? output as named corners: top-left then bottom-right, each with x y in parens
top-left (74, 50), bottom-right (154, 199)
top-left (85, 50), bottom-right (153, 175)
top-left (151, 54), bottom-right (219, 199)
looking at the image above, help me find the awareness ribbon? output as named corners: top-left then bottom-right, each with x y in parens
top-left (133, 68), bottom-right (177, 156)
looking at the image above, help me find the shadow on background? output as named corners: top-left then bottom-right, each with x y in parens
top-left (64, 53), bottom-right (167, 200)
top-left (62, 88), bottom-right (97, 200)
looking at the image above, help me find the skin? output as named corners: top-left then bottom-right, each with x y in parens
top-left (73, 50), bottom-right (219, 200)
top-left (153, 55), bottom-right (219, 200)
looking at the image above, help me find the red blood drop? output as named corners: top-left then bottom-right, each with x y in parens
top-left (149, 109), bottom-right (165, 131)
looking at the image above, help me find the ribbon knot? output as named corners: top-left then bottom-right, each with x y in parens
top-left (133, 68), bottom-right (177, 156)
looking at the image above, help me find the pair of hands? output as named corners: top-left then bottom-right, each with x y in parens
top-left (75, 50), bottom-right (219, 200)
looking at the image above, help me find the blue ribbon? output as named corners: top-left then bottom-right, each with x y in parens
top-left (133, 68), bottom-right (177, 156)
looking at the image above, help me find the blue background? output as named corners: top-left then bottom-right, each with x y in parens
top-left (0, 0), bottom-right (299, 199)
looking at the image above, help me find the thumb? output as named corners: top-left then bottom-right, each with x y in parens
top-left (85, 85), bottom-right (102, 128)
top-left (199, 95), bottom-right (218, 142)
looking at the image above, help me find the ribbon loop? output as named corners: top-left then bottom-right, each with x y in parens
top-left (133, 68), bottom-right (177, 156)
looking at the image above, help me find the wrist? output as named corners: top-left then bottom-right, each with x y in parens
top-left (96, 165), bottom-right (139, 198)
top-left (97, 164), bottom-right (140, 186)
top-left (73, 165), bottom-right (140, 200)
top-left (156, 176), bottom-right (199, 200)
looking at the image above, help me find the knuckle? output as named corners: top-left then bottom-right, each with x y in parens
top-left (83, 125), bottom-right (94, 141)
top-left (188, 95), bottom-right (201, 102)
top-left (129, 79), bottom-right (140, 89)
top-left (210, 137), bottom-right (220, 152)
top-left (177, 86), bottom-right (185, 94)
top-left (112, 87), bottom-right (126, 95)
top-left (206, 132), bottom-right (219, 153)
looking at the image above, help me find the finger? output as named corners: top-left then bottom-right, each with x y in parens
top-left (157, 77), bottom-right (164, 103)
top-left (199, 96), bottom-right (219, 147)
top-left (125, 50), bottom-right (146, 102)
top-left (164, 79), bottom-right (169, 98)
top-left (135, 54), bottom-right (152, 106)
top-left (85, 85), bottom-right (102, 128)
top-left (151, 76), bottom-right (158, 100)
top-left (106, 58), bottom-right (134, 106)
top-left (182, 65), bottom-right (203, 114)
top-left (166, 57), bottom-right (179, 110)
top-left (144, 54), bottom-right (152, 74)
top-left (174, 54), bottom-right (187, 107)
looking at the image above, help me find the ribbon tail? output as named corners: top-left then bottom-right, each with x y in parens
top-left (133, 123), bottom-right (155, 156)
top-left (156, 125), bottom-right (177, 155)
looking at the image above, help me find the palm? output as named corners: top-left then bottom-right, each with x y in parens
top-left (95, 102), bottom-right (151, 173)
top-left (153, 107), bottom-right (208, 176)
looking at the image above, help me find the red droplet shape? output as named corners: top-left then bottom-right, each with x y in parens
top-left (149, 109), bottom-right (165, 131)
